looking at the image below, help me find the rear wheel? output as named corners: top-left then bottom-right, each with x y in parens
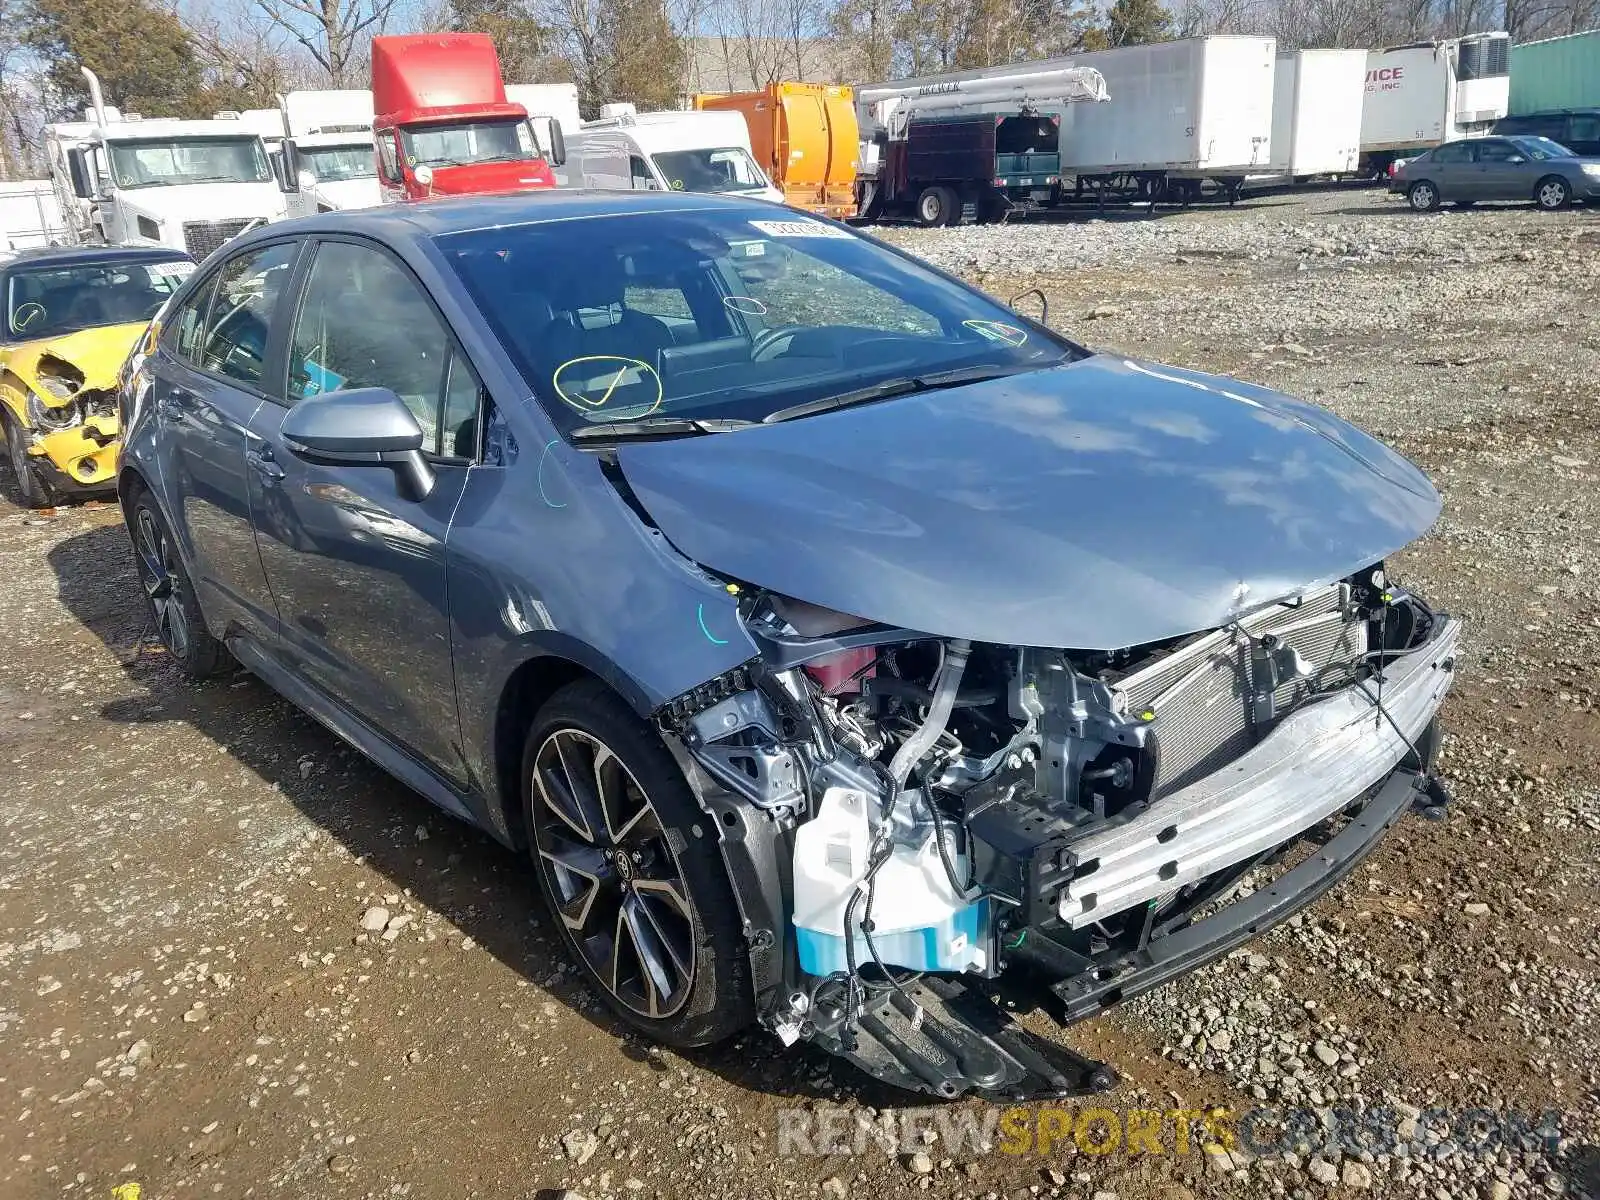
top-left (2, 409), bottom-right (55, 509)
top-left (1534, 175), bottom-right (1570, 210)
top-left (1407, 180), bottom-right (1440, 211)
top-left (915, 185), bottom-right (957, 227)
top-left (523, 680), bottom-right (753, 1047)
top-left (128, 487), bottom-right (229, 677)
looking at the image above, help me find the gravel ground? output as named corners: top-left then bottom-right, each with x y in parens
top-left (2, 188), bottom-right (1598, 1200)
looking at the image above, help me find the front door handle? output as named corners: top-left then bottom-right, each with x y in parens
top-left (246, 447), bottom-right (285, 480)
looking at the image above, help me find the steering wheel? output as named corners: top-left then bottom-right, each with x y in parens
top-left (750, 325), bottom-right (803, 362)
top-left (13, 301), bottom-right (45, 332)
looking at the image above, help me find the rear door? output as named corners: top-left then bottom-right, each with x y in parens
top-left (244, 236), bottom-right (481, 784)
top-left (1424, 141), bottom-right (1476, 197)
top-left (149, 239), bottom-right (302, 649)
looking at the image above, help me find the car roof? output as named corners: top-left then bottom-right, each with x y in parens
top-left (234, 188), bottom-right (801, 246)
top-left (0, 245), bottom-right (195, 271)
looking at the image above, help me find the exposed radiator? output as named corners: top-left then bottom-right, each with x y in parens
top-left (1108, 583), bottom-right (1367, 797)
top-left (182, 218), bottom-right (253, 262)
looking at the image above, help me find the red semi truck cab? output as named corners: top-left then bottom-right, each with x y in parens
top-left (370, 33), bottom-right (563, 201)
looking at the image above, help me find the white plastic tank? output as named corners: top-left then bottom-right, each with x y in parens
top-left (791, 787), bottom-right (988, 976)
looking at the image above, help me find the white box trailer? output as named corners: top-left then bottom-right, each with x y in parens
top-left (1268, 49), bottom-right (1367, 177)
top-left (505, 84), bottom-right (582, 143)
top-left (1359, 33), bottom-right (1510, 171)
top-left (0, 181), bottom-right (69, 249)
top-left (857, 37), bottom-right (1276, 202)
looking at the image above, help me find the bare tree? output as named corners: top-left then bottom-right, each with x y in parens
top-left (252, 0), bottom-right (400, 85)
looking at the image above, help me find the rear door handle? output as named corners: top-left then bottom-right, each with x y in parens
top-left (246, 447), bottom-right (285, 480)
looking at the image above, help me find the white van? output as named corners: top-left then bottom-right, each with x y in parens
top-left (558, 109), bottom-right (783, 203)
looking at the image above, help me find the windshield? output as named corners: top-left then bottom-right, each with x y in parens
top-left (1512, 135), bottom-right (1574, 160)
top-left (652, 147), bottom-right (768, 194)
top-left (402, 119), bottom-right (540, 168)
top-left (108, 136), bottom-right (272, 188)
top-left (438, 209), bottom-right (1081, 437)
top-left (7, 258), bottom-right (195, 340)
top-left (300, 144), bottom-right (376, 181)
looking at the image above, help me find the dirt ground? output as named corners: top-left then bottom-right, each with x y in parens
top-left (2, 189), bottom-right (1598, 1200)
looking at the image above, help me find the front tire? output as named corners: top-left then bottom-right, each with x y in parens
top-left (1407, 180), bottom-right (1440, 211)
top-left (2, 409), bottom-right (55, 509)
top-left (523, 679), bottom-right (753, 1048)
top-left (1534, 176), bottom-right (1570, 210)
top-left (127, 486), bottom-right (229, 677)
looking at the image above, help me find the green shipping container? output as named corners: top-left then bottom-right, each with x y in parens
top-left (1510, 29), bottom-right (1600, 115)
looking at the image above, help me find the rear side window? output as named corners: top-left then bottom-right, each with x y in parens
top-left (196, 242), bottom-right (298, 385)
top-left (1430, 142), bottom-right (1473, 163)
top-left (1571, 115), bottom-right (1600, 143)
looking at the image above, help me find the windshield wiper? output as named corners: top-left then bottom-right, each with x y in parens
top-left (568, 416), bottom-right (755, 442)
top-left (761, 365), bottom-right (1032, 425)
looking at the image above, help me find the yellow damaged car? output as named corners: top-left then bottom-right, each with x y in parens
top-left (0, 247), bottom-right (195, 507)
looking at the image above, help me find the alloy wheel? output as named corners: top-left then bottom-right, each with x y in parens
top-left (1537, 180), bottom-right (1567, 209)
top-left (134, 508), bottom-right (191, 660)
top-left (1409, 182), bottom-right (1436, 211)
top-left (531, 728), bottom-right (696, 1019)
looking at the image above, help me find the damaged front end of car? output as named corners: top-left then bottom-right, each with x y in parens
top-left (2, 336), bottom-right (130, 493)
top-left (656, 570), bottom-right (1458, 1101)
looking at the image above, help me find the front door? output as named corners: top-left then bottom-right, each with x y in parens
top-left (1472, 138), bottom-right (1533, 201)
top-left (246, 237), bottom-right (483, 784)
top-left (149, 240), bottom-right (300, 648)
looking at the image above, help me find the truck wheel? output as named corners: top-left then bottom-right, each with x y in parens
top-left (523, 679), bottom-right (754, 1048)
top-left (2, 409), bottom-right (54, 509)
top-left (1534, 176), bottom-right (1570, 211)
top-left (1406, 180), bottom-right (1440, 212)
top-left (915, 186), bottom-right (955, 227)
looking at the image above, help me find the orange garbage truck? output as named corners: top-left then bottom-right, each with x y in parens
top-left (693, 83), bottom-right (857, 218)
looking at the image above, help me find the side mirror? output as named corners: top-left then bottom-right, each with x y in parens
top-left (530, 116), bottom-right (566, 167)
top-left (296, 169), bottom-right (316, 191)
top-left (280, 387), bottom-right (435, 499)
top-left (67, 146), bottom-right (99, 200)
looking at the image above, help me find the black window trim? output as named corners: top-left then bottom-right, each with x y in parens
top-left (159, 235), bottom-right (309, 405)
top-left (277, 231), bottom-right (490, 466)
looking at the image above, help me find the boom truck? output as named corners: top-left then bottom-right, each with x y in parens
top-left (47, 68), bottom-right (285, 257)
top-left (855, 67), bottom-right (1109, 225)
top-left (369, 33), bottom-right (565, 202)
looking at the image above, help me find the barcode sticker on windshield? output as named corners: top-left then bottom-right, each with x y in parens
top-left (748, 219), bottom-right (852, 240)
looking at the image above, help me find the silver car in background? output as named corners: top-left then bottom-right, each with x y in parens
top-left (1391, 134), bottom-right (1600, 211)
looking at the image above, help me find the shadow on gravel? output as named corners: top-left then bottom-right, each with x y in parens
top-left (45, 521), bottom-right (922, 1105)
top-left (1563, 1144), bottom-right (1600, 1200)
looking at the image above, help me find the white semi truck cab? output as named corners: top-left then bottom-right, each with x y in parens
top-left (274, 90), bottom-right (381, 216)
top-left (49, 70), bottom-right (285, 259)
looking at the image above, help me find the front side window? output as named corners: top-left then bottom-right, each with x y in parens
top-left (7, 258), bottom-right (195, 340)
top-left (108, 137), bottom-right (272, 189)
top-left (168, 272), bottom-right (220, 365)
top-left (439, 209), bottom-right (1079, 437)
top-left (652, 147), bottom-right (767, 194)
top-left (1570, 115), bottom-right (1600, 143)
top-left (629, 155), bottom-right (657, 190)
top-left (401, 119), bottom-right (539, 169)
top-left (197, 242), bottom-right (298, 385)
top-left (299, 145), bottom-right (377, 181)
top-left (288, 240), bottom-right (474, 458)
top-left (1476, 139), bottom-right (1522, 162)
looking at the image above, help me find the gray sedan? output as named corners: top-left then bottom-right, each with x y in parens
top-left (1391, 134), bottom-right (1600, 211)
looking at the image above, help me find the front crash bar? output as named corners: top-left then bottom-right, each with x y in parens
top-left (1047, 763), bottom-right (1429, 1023)
top-left (1055, 617), bottom-right (1461, 926)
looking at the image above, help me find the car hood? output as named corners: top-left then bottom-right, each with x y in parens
top-left (616, 355), bottom-right (1442, 650)
top-left (1, 323), bottom-right (146, 396)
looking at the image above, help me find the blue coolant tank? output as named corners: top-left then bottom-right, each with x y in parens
top-left (791, 787), bottom-right (989, 976)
